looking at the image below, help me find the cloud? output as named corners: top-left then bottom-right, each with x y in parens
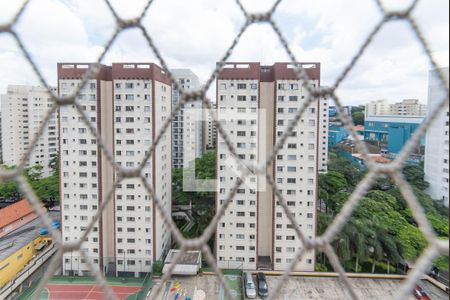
top-left (0, 0), bottom-right (448, 107)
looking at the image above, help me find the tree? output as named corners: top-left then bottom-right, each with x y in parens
top-left (402, 165), bottom-right (429, 191)
top-left (352, 112), bottom-right (365, 126)
top-left (351, 106), bottom-right (365, 126)
top-left (327, 157), bottom-right (363, 187)
top-left (320, 155), bottom-right (448, 272)
top-left (319, 171), bottom-right (348, 214)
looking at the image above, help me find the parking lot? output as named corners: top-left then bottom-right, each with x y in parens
top-left (152, 274), bottom-right (448, 300)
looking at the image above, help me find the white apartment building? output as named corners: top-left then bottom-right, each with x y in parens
top-left (392, 99), bottom-right (427, 116)
top-left (365, 99), bottom-right (427, 117)
top-left (1, 85), bottom-right (58, 176)
top-left (318, 89), bottom-right (330, 173)
top-left (425, 67), bottom-right (449, 206)
top-left (58, 63), bottom-right (172, 277)
top-left (216, 63), bottom-right (321, 271)
top-left (205, 102), bottom-right (217, 149)
top-left (171, 69), bottom-right (204, 168)
top-left (0, 116), bottom-right (2, 163)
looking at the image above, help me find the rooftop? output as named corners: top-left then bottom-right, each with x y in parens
top-left (0, 199), bottom-right (40, 229)
top-left (365, 115), bottom-right (425, 124)
top-left (164, 250), bottom-right (201, 265)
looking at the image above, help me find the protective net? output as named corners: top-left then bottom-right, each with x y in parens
top-left (0, 0), bottom-right (448, 299)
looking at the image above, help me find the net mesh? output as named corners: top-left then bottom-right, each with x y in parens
top-left (0, 0), bottom-right (448, 299)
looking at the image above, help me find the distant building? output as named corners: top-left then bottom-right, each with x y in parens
top-left (364, 116), bottom-right (424, 156)
top-left (318, 90), bottom-right (330, 173)
top-left (365, 99), bottom-right (427, 117)
top-left (205, 102), bottom-right (217, 149)
top-left (0, 116), bottom-right (2, 163)
top-left (171, 69), bottom-right (204, 168)
top-left (425, 67), bottom-right (449, 206)
top-left (1, 85), bottom-right (58, 177)
top-left (392, 99), bottom-right (427, 116)
top-left (329, 106), bottom-right (338, 118)
top-left (328, 123), bottom-right (349, 147)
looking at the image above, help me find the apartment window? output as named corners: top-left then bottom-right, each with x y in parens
top-left (220, 83), bottom-right (226, 90)
top-left (250, 83), bottom-right (257, 90)
top-left (125, 94), bottom-right (134, 100)
top-left (286, 236), bottom-right (295, 241)
top-left (237, 84), bottom-right (247, 90)
top-left (125, 83), bottom-right (134, 89)
top-left (278, 83), bottom-right (285, 90)
top-left (237, 95), bottom-right (246, 101)
top-left (289, 96), bottom-right (298, 101)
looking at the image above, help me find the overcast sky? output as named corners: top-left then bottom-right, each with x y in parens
top-left (0, 0), bottom-right (448, 107)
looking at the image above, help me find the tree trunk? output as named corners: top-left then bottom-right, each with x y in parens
top-left (387, 260), bottom-right (390, 274)
top-left (355, 256), bottom-right (359, 273)
top-left (372, 260), bottom-right (376, 273)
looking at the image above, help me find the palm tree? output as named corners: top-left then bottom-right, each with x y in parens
top-left (366, 222), bottom-right (402, 273)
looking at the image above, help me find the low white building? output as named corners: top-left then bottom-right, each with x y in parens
top-left (365, 99), bottom-right (427, 117)
top-left (162, 250), bottom-right (202, 275)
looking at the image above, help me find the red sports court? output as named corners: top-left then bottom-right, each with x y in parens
top-left (18, 276), bottom-right (150, 300)
top-left (44, 284), bottom-right (142, 300)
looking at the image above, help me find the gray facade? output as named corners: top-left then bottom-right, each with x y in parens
top-left (171, 69), bottom-right (204, 168)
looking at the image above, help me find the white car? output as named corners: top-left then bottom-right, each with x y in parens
top-left (244, 272), bottom-right (257, 299)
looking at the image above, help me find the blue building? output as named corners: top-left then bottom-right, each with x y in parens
top-left (329, 106), bottom-right (338, 117)
top-left (364, 116), bottom-right (425, 155)
top-left (329, 123), bottom-right (349, 147)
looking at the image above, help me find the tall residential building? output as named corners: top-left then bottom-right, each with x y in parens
top-left (215, 62), bottom-right (321, 271)
top-left (318, 89), bottom-right (330, 173)
top-left (1, 85), bottom-right (58, 176)
top-left (171, 69), bottom-right (204, 168)
top-left (205, 102), bottom-right (217, 149)
top-left (58, 63), bottom-right (172, 277)
top-left (425, 67), bottom-right (449, 206)
top-left (0, 116), bottom-right (2, 163)
top-left (365, 99), bottom-right (427, 117)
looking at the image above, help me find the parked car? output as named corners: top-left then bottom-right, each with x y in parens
top-left (256, 272), bottom-right (268, 299)
top-left (412, 285), bottom-right (431, 300)
top-left (243, 272), bottom-right (256, 299)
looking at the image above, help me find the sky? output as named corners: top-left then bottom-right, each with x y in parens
top-left (0, 0), bottom-right (448, 107)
